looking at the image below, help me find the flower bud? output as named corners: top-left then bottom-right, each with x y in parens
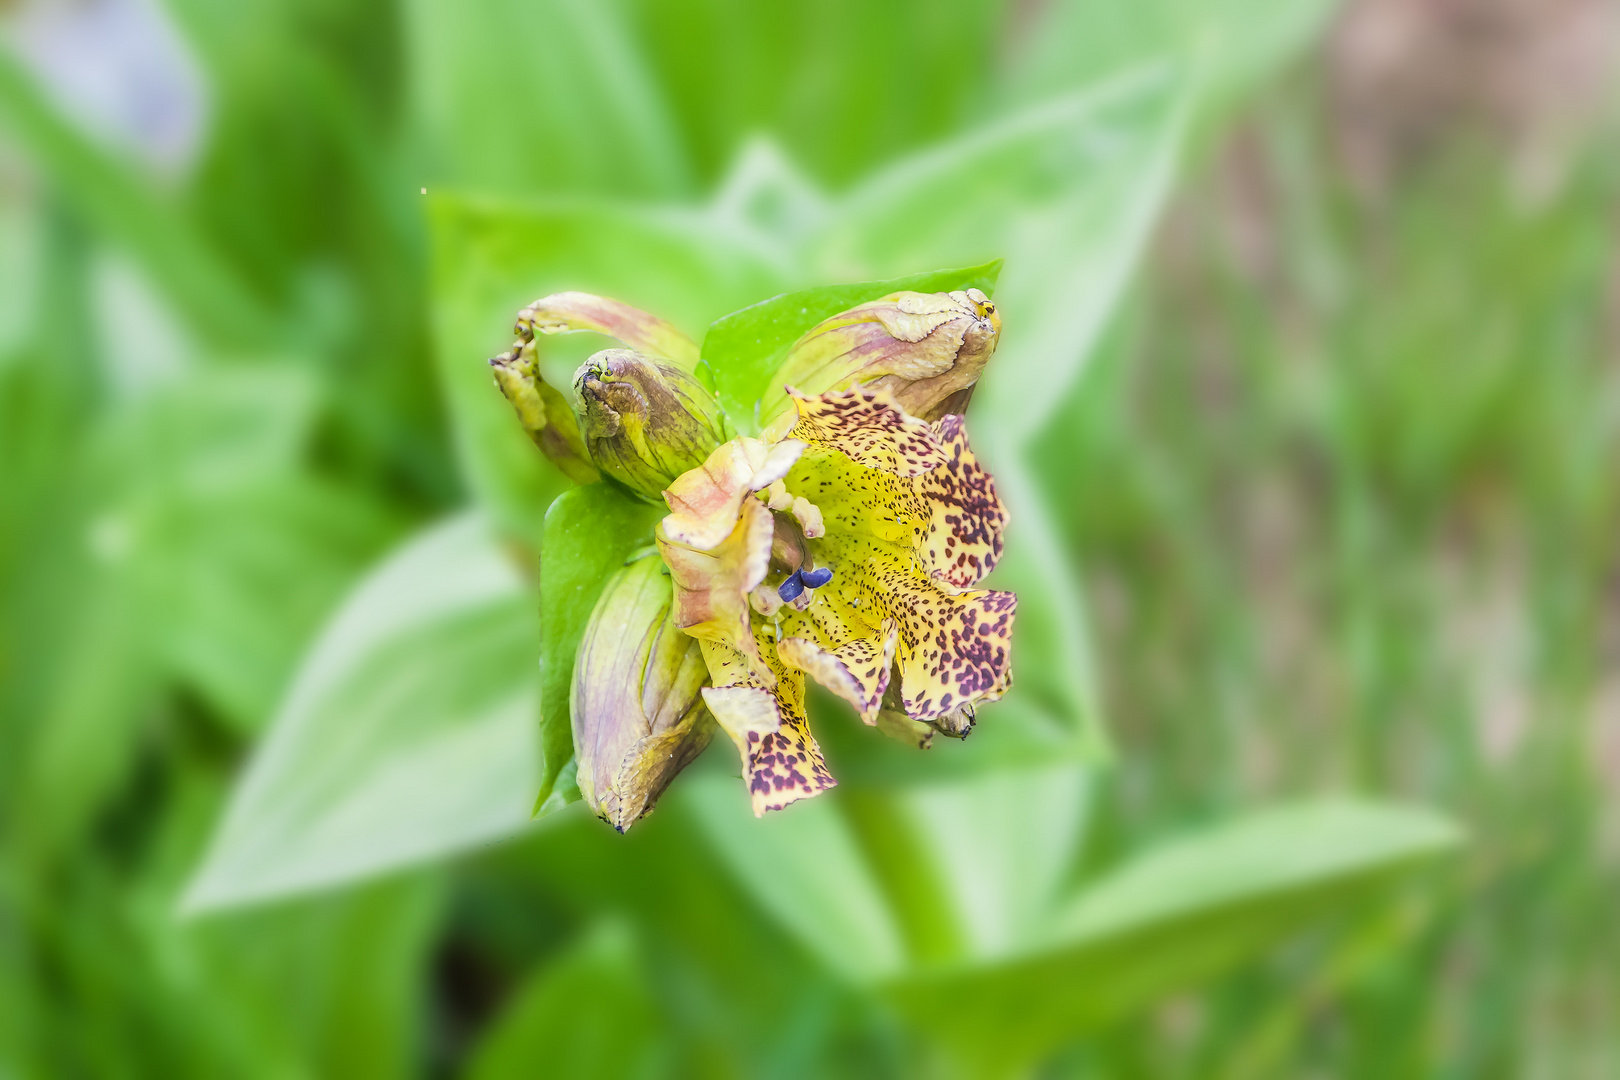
top-left (572, 556), bottom-right (714, 832)
top-left (489, 340), bottom-right (601, 485)
top-left (759, 288), bottom-right (1000, 432)
top-left (574, 349), bottom-right (729, 502)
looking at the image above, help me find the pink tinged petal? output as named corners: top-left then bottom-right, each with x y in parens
top-left (786, 387), bottom-right (947, 477)
top-left (661, 437), bottom-right (806, 550)
top-left (516, 292), bottom-right (700, 369)
top-left (657, 497), bottom-right (775, 684)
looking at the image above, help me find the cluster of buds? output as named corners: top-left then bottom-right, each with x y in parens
top-left (491, 283), bottom-right (1012, 830)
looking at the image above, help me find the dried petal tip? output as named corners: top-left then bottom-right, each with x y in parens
top-left (575, 349), bottom-right (729, 502)
top-left (489, 344), bottom-right (599, 484)
top-left (572, 557), bottom-right (714, 832)
top-left (759, 287), bottom-right (1001, 431)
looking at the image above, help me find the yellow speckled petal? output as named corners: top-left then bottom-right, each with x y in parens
top-left (888, 584), bottom-right (1016, 722)
top-left (786, 387), bottom-right (946, 477)
top-left (658, 497), bottom-right (775, 683)
top-left (913, 414), bottom-right (1007, 589)
top-left (778, 610), bottom-right (898, 724)
top-left (700, 636), bottom-right (836, 815)
top-left (784, 422), bottom-right (1007, 591)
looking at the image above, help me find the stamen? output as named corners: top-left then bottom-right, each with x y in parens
top-left (791, 496), bottom-right (824, 538)
top-left (777, 570), bottom-right (806, 602)
top-left (800, 566), bottom-right (833, 589)
top-left (765, 480), bottom-right (794, 511)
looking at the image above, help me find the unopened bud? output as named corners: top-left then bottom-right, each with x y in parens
top-left (760, 288), bottom-right (1000, 431)
top-left (575, 349), bottom-right (728, 502)
top-left (572, 556), bottom-right (713, 832)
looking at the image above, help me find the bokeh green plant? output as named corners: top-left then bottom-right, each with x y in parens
top-left (2, 0), bottom-right (1611, 1075)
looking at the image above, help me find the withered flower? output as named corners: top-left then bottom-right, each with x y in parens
top-left (571, 554), bottom-right (713, 831)
top-left (574, 349), bottom-right (728, 503)
top-left (491, 286), bottom-right (1015, 827)
top-left (758, 288), bottom-right (1000, 433)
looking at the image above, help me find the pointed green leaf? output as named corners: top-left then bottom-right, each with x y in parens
top-left (182, 513), bottom-right (539, 911)
top-left (887, 800), bottom-right (1464, 1074)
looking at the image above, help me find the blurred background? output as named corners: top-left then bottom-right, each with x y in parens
top-left (1, 0), bottom-right (1617, 1076)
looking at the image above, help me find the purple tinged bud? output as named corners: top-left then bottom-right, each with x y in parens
top-left (574, 349), bottom-right (729, 503)
top-left (572, 557), bottom-right (714, 832)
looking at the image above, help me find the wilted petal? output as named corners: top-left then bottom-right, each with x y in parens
top-left (661, 436), bottom-right (804, 550)
top-left (657, 496), bottom-right (775, 683)
top-left (516, 291), bottom-right (700, 368)
top-left (759, 289), bottom-right (1000, 428)
top-left (572, 556), bottom-right (714, 831)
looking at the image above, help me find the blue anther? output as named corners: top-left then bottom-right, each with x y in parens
top-left (777, 571), bottom-right (805, 602)
top-left (800, 566), bottom-right (833, 589)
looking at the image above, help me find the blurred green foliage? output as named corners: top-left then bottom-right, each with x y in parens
top-left (0, 0), bottom-right (1610, 1075)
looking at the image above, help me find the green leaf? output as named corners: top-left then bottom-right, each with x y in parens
top-left (0, 51), bottom-right (277, 349)
top-left (93, 367), bottom-right (399, 731)
top-left (682, 774), bottom-right (908, 983)
top-left (462, 920), bottom-right (663, 1080)
top-left (406, 0), bottom-right (693, 199)
top-left (686, 763), bottom-right (1094, 980)
top-left (536, 484), bottom-right (665, 812)
top-left (702, 259), bottom-right (1003, 432)
top-left (1002, 0), bottom-right (1338, 125)
top-left (974, 452), bottom-right (1108, 757)
top-left (819, 63), bottom-right (1189, 440)
top-left (626, 0), bottom-right (1004, 188)
top-left (885, 799), bottom-right (1463, 1074)
top-left (182, 513), bottom-right (541, 911)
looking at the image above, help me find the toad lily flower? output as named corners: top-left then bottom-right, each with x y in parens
top-left (657, 387), bottom-right (1014, 815)
top-left (491, 283), bottom-right (1015, 828)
